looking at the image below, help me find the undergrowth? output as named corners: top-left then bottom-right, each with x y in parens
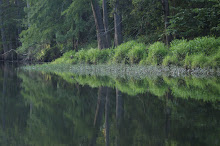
top-left (52, 36), bottom-right (220, 69)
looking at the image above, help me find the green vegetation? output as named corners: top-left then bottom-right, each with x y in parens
top-left (50, 37), bottom-right (220, 69)
top-left (0, 0), bottom-right (220, 64)
top-left (22, 63), bottom-right (220, 101)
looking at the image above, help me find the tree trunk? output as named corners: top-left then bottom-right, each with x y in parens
top-left (91, 0), bottom-right (108, 49)
top-left (27, 0), bottom-right (30, 27)
top-left (102, 0), bottom-right (111, 48)
top-left (161, 0), bottom-right (172, 45)
top-left (105, 88), bottom-right (110, 146)
top-left (0, 0), bottom-right (9, 60)
top-left (114, 0), bottom-right (123, 46)
top-left (15, 0), bottom-right (22, 47)
top-left (115, 88), bottom-right (123, 146)
top-left (90, 87), bottom-right (107, 146)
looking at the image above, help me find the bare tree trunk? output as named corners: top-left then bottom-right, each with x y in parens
top-left (161, 0), bottom-right (172, 45)
top-left (91, 0), bottom-right (108, 49)
top-left (102, 0), bottom-right (111, 48)
top-left (114, 0), bottom-right (123, 46)
top-left (0, 0), bottom-right (9, 60)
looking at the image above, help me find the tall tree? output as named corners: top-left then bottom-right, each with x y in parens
top-left (102, 0), bottom-right (111, 48)
top-left (161, 0), bottom-right (172, 44)
top-left (91, 0), bottom-right (110, 49)
top-left (114, 0), bottom-right (123, 46)
top-left (0, 0), bottom-right (9, 60)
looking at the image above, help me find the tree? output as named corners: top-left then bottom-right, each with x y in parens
top-left (161, 0), bottom-right (172, 45)
top-left (91, 0), bottom-right (110, 49)
top-left (0, 0), bottom-right (9, 60)
top-left (114, 0), bottom-right (123, 46)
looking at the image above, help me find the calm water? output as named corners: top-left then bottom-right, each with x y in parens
top-left (0, 62), bottom-right (220, 146)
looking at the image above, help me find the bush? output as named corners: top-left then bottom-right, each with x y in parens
top-left (170, 39), bottom-right (189, 61)
top-left (86, 48), bottom-right (113, 64)
top-left (162, 55), bottom-right (178, 66)
top-left (188, 37), bottom-right (220, 55)
top-left (185, 54), bottom-right (210, 68)
top-left (52, 36), bottom-right (220, 69)
top-left (127, 43), bottom-right (147, 64)
top-left (191, 54), bottom-right (209, 68)
top-left (112, 41), bottom-right (137, 64)
top-left (52, 50), bottom-right (76, 64)
top-left (206, 48), bottom-right (220, 68)
top-left (142, 42), bottom-right (168, 65)
top-left (75, 49), bottom-right (88, 63)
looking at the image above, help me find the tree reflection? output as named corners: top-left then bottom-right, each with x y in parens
top-left (0, 64), bottom-right (219, 145)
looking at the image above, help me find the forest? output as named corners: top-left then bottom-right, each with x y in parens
top-left (0, 0), bottom-right (220, 68)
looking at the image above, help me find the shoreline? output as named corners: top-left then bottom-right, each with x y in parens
top-left (21, 63), bottom-right (220, 79)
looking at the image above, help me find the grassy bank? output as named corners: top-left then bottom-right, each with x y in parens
top-left (52, 36), bottom-right (220, 69)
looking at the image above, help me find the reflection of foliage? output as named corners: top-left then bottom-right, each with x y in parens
top-left (18, 71), bottom-right (98, 145)
top-left (164, 77), bottom-right (220, 101)
top-left (0, 65), bottom-right (219, 145)
top-left (54, 72), bottom-right (220, 101)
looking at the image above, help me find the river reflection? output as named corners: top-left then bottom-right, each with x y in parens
top-left (0, 62), bottom-right (220, 146)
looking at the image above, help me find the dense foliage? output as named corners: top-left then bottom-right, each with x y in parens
top-left (0, 0), bottom-right (219, 62)
top-left (52, 37), bottom-right (220, 69)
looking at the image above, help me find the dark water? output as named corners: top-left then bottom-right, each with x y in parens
top-left (0, 62), bottom-right (220, 146)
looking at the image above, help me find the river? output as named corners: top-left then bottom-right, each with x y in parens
top-left (0, 62), bottom-right (219, 146)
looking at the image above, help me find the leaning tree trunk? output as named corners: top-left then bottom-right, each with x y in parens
top-left (114, 0), bottom-right (123, 46)
top-left (161, 0), bottom-right (172, 45)
top-left (91, 0), bottom-right (109, 49)
top-left (0, 0), bottom-right (9, 60)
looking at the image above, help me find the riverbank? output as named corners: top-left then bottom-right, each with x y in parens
top-left (51, 36), bottom-right (220, 70)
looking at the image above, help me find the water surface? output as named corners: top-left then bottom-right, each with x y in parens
top-left (0, 62), bottom-right (220, 146)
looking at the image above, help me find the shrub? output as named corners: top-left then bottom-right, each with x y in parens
top-left (127, 43), bottom-right (147, 64)
top-left (75, 49), bottom-right (88, 63)
top-left (184, 53), bottom-right (193, 68)
top-left (86, 48), bottom-right (113, 64)
top-left (52, 50), bottom-right (76, 64)
top-left (112, 40), bottom-right (137, 64)
top-left (206, 47), bottom-right (220, 68)
top-left (170, 39), bottom-right (189, 61)
top-left (144, 42), bottom-right (168, 65)
top-left (191, 54), bottom-right (209, 68)
top-left (162, 55), bottom-right (178, 66)
top-left (188, 37), bottom-right (220, 55)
